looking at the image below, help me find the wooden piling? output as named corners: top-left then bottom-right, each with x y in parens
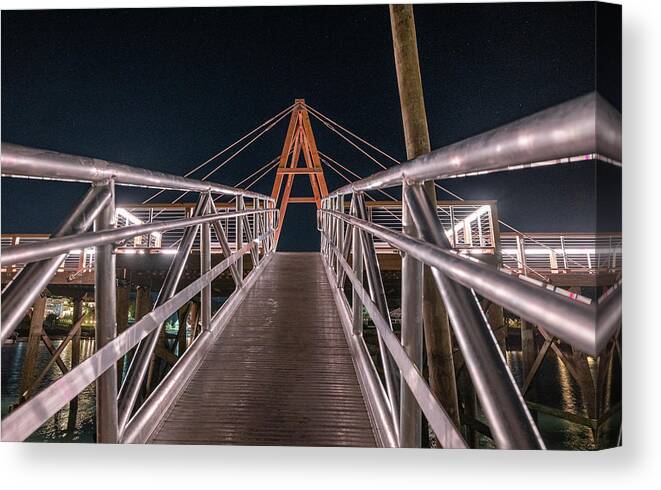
top-left (19, 295), bottom-right (47, 397)
top-left (521, 320), bottom-right (537, 381)
top-left (67, 296), bottom-right (83, 432)
top-left (389, 3), bottom-right (460, 434)
top-left (116, 285), bottom-right (130, 378)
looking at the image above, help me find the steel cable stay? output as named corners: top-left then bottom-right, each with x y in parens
top-left (142, 103), bottom-right (295, 205)
top-left (320, 154), bottom-right (408, 231)
top-left (145, 108), bottom-right (293, 223)
top-left (164, 156), bottom-right (282, 251)
top-left (319, 126), bottom-right (568, 281)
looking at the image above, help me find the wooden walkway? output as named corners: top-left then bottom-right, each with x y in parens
top-left (150, 252), bottom-right (376, 447)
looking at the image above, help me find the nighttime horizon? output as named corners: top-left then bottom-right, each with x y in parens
top-left (1, 3), bottom-right (621, 450)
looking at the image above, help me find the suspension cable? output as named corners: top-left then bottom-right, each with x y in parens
top-left (308, 104), bottom-right (591, 273)
top-left (319, 151), bottom-right (399, 202)
top-left (223, 157), bottom-right (282, 204)
top-left (305, 103), bottom-right (399, 166)
top-left (142, 103), bottom-right (295, 204)
top-left (320, 156), bottom-right (402, 223)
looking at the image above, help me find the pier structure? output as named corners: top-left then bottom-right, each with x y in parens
top-left (0, 88), bottom-right (621, 448)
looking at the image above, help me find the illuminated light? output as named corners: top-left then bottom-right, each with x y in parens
top-left (517, 134), bottom-right (532, 147)
top-left (122, 249), bottom-right (137, 254)
top-left (502, 247), bottom-right (621, 256)
top-left (116, 207), bottom-right (143, 225)
top-left (161, 249), bottom-right (178, 255)
top-left (138, 250), bottom-right (145, 254)
top-left (116, 207), bottom-right (162, 242)
top-left (444, 205), bottom-right (490, 240)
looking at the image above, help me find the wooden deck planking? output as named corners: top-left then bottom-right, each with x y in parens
top-left (150, 252), bottom-right (376, 447)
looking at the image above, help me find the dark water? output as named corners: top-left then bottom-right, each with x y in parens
top-left (1, 339), bottom-right (96, 442)
top-left (2, 334), bottom-right (620, 448)
top-left (506, 350), bottom-right (620, 450)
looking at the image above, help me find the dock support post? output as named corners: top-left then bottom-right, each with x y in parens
top-left (399, 186), bottom-right (423, 447)
top-left (94, 180), bottom-right (118, 443)
top-left (521, 320), bottom-right (537, 381)
top-left (135, 285), bottom-right (152, 321)
top-left (19, 295), bottom-right (47, 398)
top-left (390, 4), bottom-right (460, 439)
top-left (116, 285), bottom-right (130, 379)
top-left (67, 296), bottom-right (83, 431)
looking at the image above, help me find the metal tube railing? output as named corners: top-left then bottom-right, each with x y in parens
top-left (399, 186), bottom-right (424, 447)
top-left (0, 208), bottom-right (276, 267)
top-left (117, 195), bottom-right (209, 433)
top-left (94, 180), bottom-right (119, 442)
top-left (321, 207), bottom-right (612, 356)
top-left (329, 92), bottom-right (621, 196)
top-left (0, 184), bottom-right (112, 342)
top-left (317, 92), bottom-right (621, 449)
top-left (1, 143), bottom-right (269, 200)
top-left (405, 184), bottom-right (543, 449)
top-left (318, 217), bottom-right (467, 448)
top-left (1, 143), bottom-right (276, 443)
top-left (0, 236), bottom-right (271, 442)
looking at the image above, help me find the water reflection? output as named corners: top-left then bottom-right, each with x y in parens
top-left (1, 339), bottom-right (96, 442)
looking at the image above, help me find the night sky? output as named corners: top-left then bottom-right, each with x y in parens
top-left (1, 3), bottom-right (621, 251)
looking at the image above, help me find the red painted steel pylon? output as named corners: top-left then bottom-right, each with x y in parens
top-left (271, 99), bottom-right (329, 244)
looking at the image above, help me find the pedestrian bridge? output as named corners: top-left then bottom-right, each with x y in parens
top-left (0, 92), bottom-right (621, 448)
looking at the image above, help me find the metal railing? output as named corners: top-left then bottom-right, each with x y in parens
top-left (317, 91), bottom-right (622, 449)
top-left (500, 232), bottom-right (622, 277)
top-left (1, 203), bottom-right (265, 282)
top-left (0, 143), bottom-right (278, 442)
top-left (366, 200), bottom-right (497, 253)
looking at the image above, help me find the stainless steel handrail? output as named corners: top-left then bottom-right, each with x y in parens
top-left (1, 143), bottom-right (278, 442)
top-left (0, 234), bottom-right (273, 442)
top-left (329, 92), bottom-right (621, 196)
top-left (317, 92), bottom-right (622, 449)
top-left (0, 208), bottom-right (279, 266)
top-left (1, 143), bottom-right (271, 200)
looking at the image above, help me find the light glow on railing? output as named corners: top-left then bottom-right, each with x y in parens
top-left (502, 248), bottom-right (621, 256)
top-left (446, 204), bottom-right (491, 240)
top-left (116, 207), bottom-right (162, 243)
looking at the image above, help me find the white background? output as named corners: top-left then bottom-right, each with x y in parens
top-left (0, 0), bottom-right (658, 488)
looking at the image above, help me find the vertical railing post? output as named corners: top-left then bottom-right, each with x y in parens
top-left (399, 182), bottom-right (423, 447)
top-left (337, 195), bottom-right (345, 279)
top-left (95, 179), bottom-right (118, 443)
top-left (351, 194), bottom-right (364, 337)
top-left (200, 194), bottom-right (212, 332)
top-left (254, 199), bottom-right (263, 257)
top-left (236, 196), bottom-right (244, 278)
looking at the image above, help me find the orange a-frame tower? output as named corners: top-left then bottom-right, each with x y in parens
top-left (271, 99), bottom-right (329, 244)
